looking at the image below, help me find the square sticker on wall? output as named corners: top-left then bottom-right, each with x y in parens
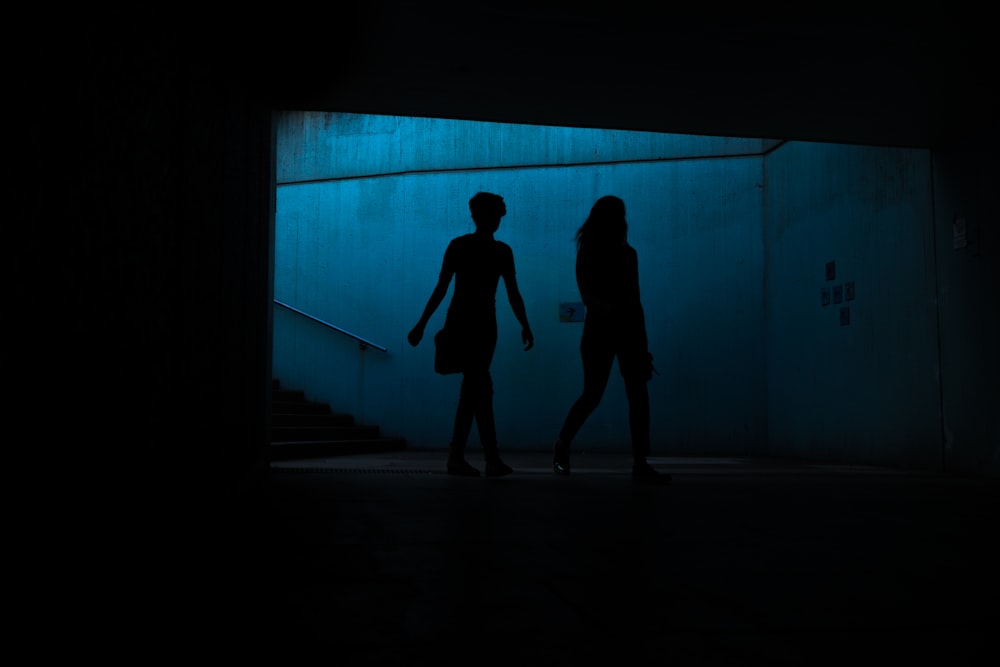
top-left (953, 217), bottom-right (967, 249)
top-left (559, 302), bottom-right (585, 322)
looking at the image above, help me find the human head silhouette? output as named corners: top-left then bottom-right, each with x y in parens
top-left (576, 195), bottom-right (627, 250)
top-left (469, 192), bottom-right (506, 233)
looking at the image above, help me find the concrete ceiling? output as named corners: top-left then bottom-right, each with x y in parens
top-left (262, 4), bottom-right (995, 150)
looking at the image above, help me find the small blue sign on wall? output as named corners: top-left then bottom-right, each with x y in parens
top-left (559, 302), bottom-right (585, 322)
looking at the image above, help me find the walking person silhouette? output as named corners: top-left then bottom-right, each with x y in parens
top-left (553, 195), bottom-right (670, 484)
top-left (409, 192), bottom-right (534, 477)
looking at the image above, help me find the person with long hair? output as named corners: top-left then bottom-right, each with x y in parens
top-left (409, 192), bottom-right (534, 477)
top-left (553, 195), bottom-right (670, 484)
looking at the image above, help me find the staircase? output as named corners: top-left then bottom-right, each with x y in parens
top-left (270, 379), bottom-right (407, 461)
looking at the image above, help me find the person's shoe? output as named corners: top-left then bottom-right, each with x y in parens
top-left (485, 459), bottom-right (513, 477)
top-left (553, 439), bottom-right (570, 476)
top-left (632, 461), bottom-right (671, 485)
top-left (447, 458), bottom-right (481, 477)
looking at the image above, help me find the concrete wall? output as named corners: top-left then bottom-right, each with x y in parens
top-left (273, 112), bottom-right (768, 455)
top-left (930, 147), bottom-right (1000, 476)
top-left (763, 142), bottom-right (942, 468)
top-left (274, 111), bottom-right (997, 474)
top-left (276, 111), bottom-right (779, 182)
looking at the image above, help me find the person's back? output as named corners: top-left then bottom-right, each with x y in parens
top-left (576, 240), bottom-right (644, 333)
top-left (445, 233), bottom-right (514, 326)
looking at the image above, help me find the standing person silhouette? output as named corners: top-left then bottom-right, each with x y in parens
top-left (409, 192), bottom-right (534, 477)
top-left (553, 195), bottom-right (670, 484)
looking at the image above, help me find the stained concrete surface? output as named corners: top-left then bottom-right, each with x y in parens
top-left (169, 451), bottom-right (997, 665)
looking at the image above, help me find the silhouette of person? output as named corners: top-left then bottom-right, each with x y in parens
top-left (553, 195), bottom-right (670, 484)
top-left (409, 192), bottom-right (534, 477)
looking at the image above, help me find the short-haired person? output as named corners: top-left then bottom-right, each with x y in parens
top-left (409, 192), bottom-right (534, 477)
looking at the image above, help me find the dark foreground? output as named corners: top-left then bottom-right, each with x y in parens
top-left (160, 451), bottom-right (999, 665)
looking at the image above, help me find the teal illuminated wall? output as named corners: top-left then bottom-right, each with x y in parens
top-left (273, 111), bottom-right (962, 469)
top-left (274, 112), bottom-right (770, 455)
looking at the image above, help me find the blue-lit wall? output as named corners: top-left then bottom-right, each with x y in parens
top-left (274, 112), bottom-right (771, 455)
top-left (273, 111), bottom-right (966, 468)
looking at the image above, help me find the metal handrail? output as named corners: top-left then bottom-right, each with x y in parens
top-left (274, 299), bottom-right (388, 352)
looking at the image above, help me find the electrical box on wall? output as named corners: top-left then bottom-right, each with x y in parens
top-left (559, 302), bottom-right (585, 322)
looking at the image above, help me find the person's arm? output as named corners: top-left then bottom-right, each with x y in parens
top-left (627, 246), bottom-right (651, 357)
top-left (408, 254), bottom-right (454, 346)
top-left (503, 273), bottom-right (534, 351)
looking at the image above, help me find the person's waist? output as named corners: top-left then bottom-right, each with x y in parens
top-left (447, 306), bottom-right (497, 320)
top-left (449, 299), bottom-right (496, 312)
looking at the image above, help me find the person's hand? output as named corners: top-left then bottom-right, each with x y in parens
top-left (522, 326), bottom-right (534, 351)
top-left (408, 324), bottom-right (424, 347)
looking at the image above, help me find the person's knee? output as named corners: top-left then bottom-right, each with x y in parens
top-left (479, 377), bottom-right (494, 397)
top-left (577, 391), bottom-right (603, 413)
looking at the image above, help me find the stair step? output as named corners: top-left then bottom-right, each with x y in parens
top-left (273, 388), bottom-right (307, 402)
top-left (270, 378), bottom-right (407, 459)
top-left (273, 412), bottom-right (355, 427)
top-left (272, 400), bottom-right (332, 415)
top-left (270, 438), bottom-right (407, 460)
top-left (271, 425), bottom-right (381, 440)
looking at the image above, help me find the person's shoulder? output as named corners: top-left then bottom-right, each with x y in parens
top-left (447, 233), bottom-right (474, 249)
top-left (495, 241), bottom-right (515, 265)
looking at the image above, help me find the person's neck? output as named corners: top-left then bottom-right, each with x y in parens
top-left (474, 229), bottom-right (494, 240)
